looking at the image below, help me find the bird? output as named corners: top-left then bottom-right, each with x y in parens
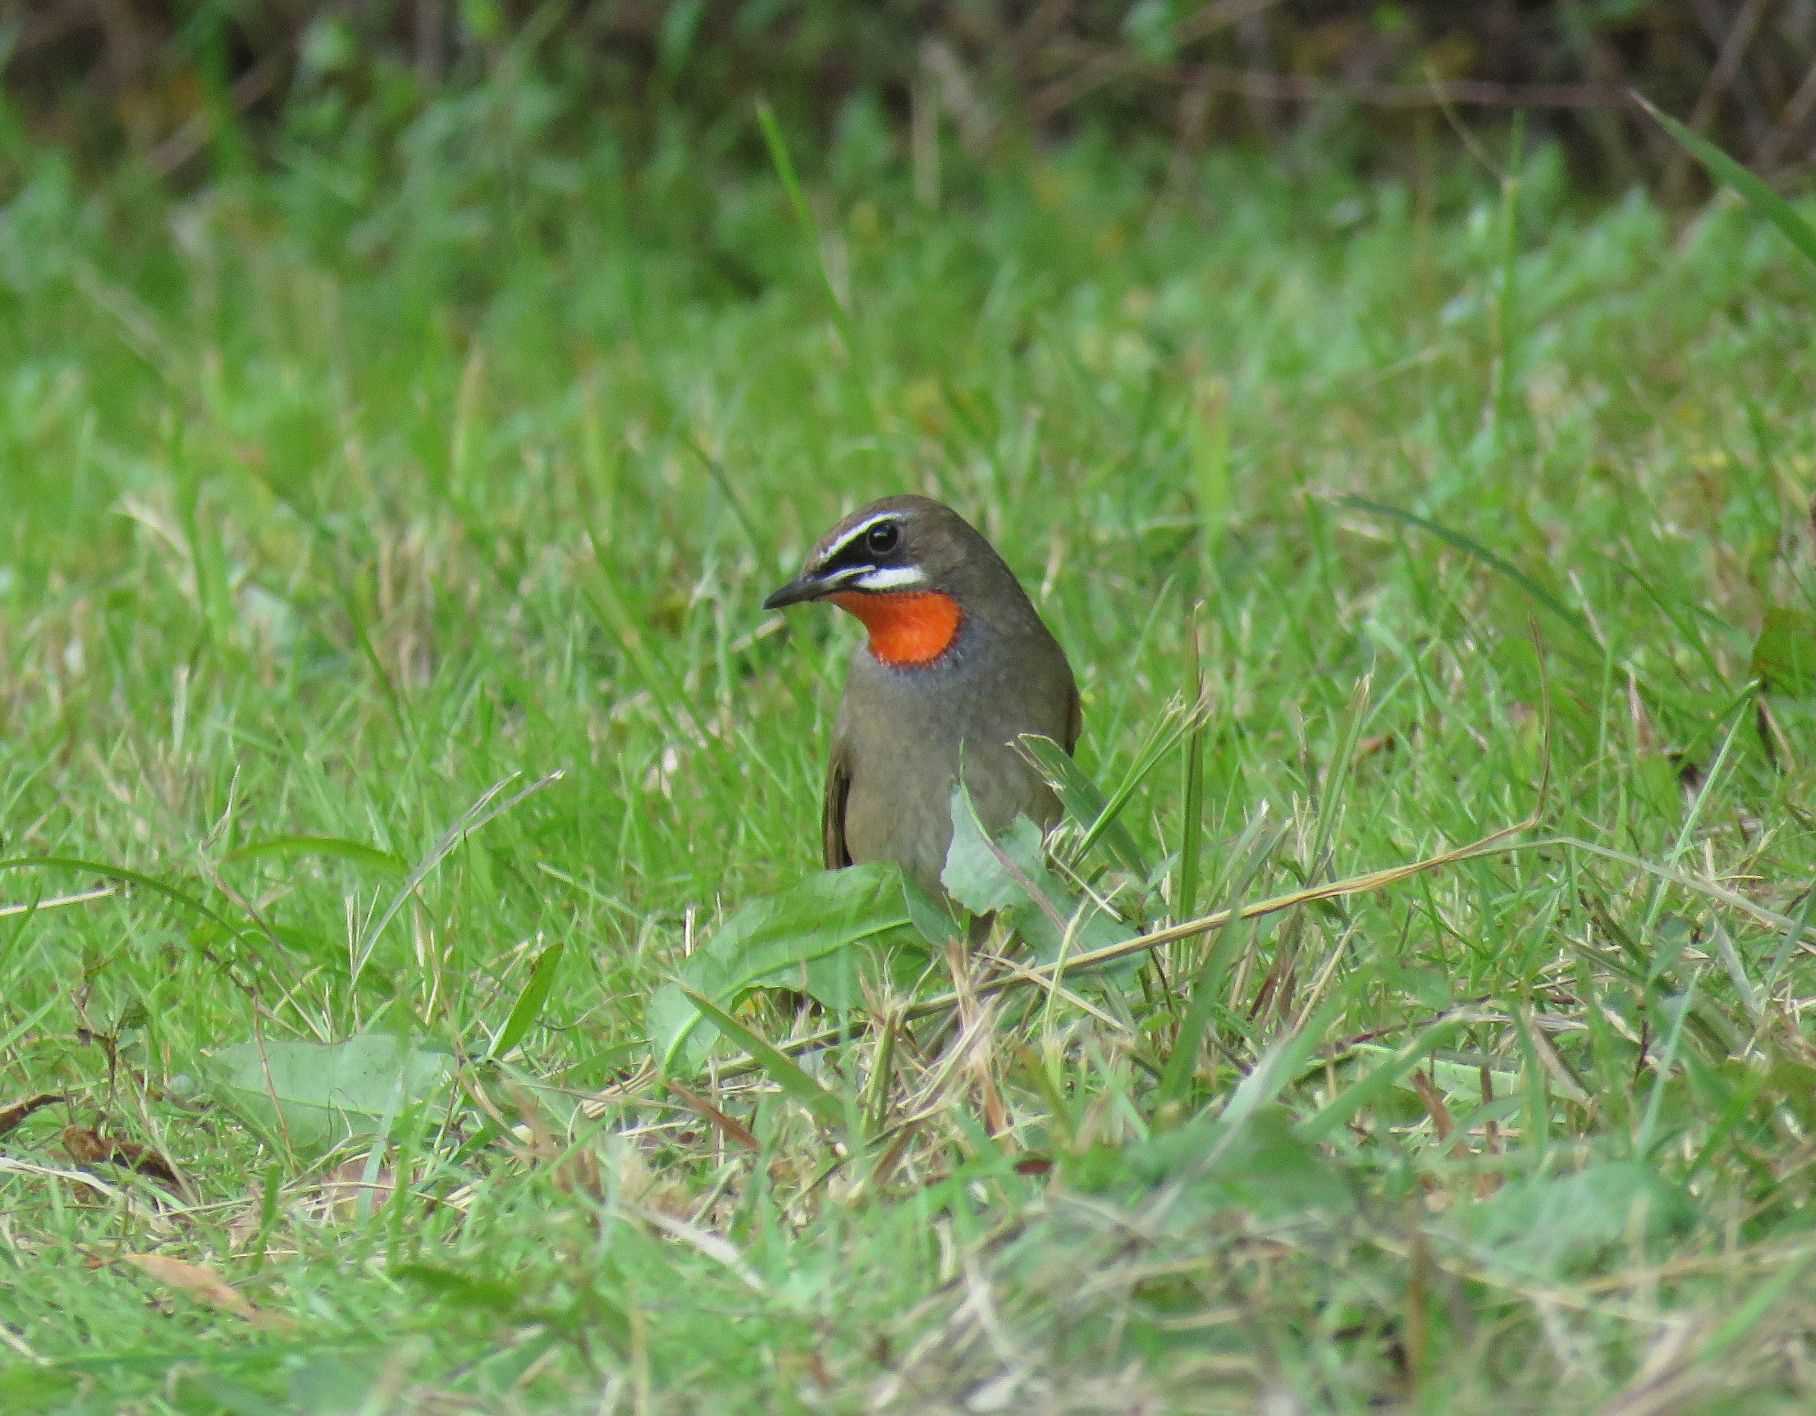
top-left (763, 495), bottom-right (1081, 901)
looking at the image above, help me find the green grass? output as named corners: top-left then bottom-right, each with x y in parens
top-left (3, 96), bottom-right (1815, 1411)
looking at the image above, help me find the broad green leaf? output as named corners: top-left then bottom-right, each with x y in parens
top-left (902, 873), bottom-right (965, 947)
top-left (1015, 888), bottom-right (1132, 968)
top-left (796, 939), bottom-right (930, 1011)
top-left (940, 784), bottom-right (1138, 970)
top-left (651, 862), bottom-right (920, 1074)
top-left (1751, 608), bottom-right (1816, 696)
top-left (940, 785), bottom-right (1047, 916)
top-left (203, 1033), bottom-right (457, 1153)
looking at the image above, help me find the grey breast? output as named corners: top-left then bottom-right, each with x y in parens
top-left (834, 616), bottom-right (1071, 892)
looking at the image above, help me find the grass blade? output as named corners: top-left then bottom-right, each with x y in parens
top-left (1638, 95), bottom-right (1816, 283)
top-left (0, 855), bottom-right (252, 943)
top-left (1174, 615), bottom-right (1208, 923)
top-left (1016, 733), bottom-right (1145, 873)
top-left (352, 771), bottom-right (565, 987)
top-left (490, 939), bottom-right (566, 1060)
top-left (1337, 496), bottom-right (1594, 643)
top-left (223, 836), bottom-right (406, 874)
top-left (1156, 812), bottom-right (1288, 1111)
top-left (1296, 1014), bottom-right (1473, 1143)
top-left (679, 988), bottom-right (847, 1132)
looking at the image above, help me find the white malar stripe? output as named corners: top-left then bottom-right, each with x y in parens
top-left (817, 511), bottom-right (900, 566)
top-left (848, 564), bottom-right (928, 591)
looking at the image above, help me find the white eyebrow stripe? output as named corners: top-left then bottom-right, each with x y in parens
top-left (816, 511), bottom-right (900, 566)
top-left (849, 564), bottom-right (927, 591)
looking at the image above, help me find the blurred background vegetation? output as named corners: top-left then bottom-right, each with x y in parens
top-left (5, 0), bottom-right (1813, 191)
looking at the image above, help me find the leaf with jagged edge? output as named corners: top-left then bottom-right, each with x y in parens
top-left (940, 784), bottom-right (1137, 971)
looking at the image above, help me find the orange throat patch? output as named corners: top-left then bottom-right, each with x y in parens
top-left (830, 590), bottom-right (963, 667)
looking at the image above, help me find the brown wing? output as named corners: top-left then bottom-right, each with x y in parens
top-left (821, 741), bottom-right (854, 869)
top-left (1063, 681), bottom-right (1083, 754)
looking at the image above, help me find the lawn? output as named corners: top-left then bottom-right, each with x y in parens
top-left (3, 90), bottom-right (1815, 1411)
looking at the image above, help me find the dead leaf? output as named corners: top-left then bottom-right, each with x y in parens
top-left (119, 1252), bottom-right (293, 1330)
top-left (1627, 672), bottom-right (1655, 754)
top-left (61, 1125), bottom-right (185, 1194)
top-left (60, 1126), bottom-right (110, 1165)
top-left (226, 1188), bottom-right (266, 1252)
top-left (302, 1154), bottom-right (398, 1223)
top-left (1409, 1070), bottom-right (1455, 1146)
top-left (226, 1155), bottom-right (399, 1248)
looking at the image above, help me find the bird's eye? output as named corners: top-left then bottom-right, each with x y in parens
top-left (865, 522), bottom-right (900, 556)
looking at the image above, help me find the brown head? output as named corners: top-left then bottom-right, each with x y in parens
top-left (762, 496), bottom-right (1039, 668)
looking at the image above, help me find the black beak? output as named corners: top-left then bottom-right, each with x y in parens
top-left (763, 571), bottom-right (833, 611)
